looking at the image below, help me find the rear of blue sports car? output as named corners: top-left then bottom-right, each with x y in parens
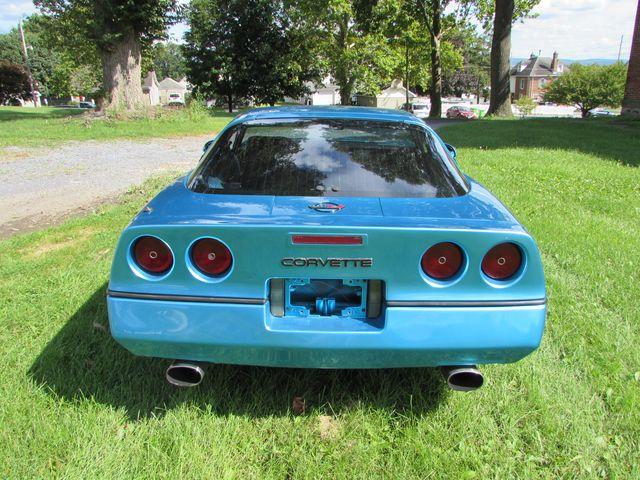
top-left (107, 107), bottom-right (546, 390)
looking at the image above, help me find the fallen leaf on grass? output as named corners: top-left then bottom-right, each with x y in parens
top-left (292, 396), bottom-right (306, 414)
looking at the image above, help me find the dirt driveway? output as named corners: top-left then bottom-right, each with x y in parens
top-left (0, 135), bottom-right (211, 238)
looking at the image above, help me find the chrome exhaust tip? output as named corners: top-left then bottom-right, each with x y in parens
top-left (441, 365), bottom-right (484, 392)
top-left (165, 363), bottom-right (205, 387)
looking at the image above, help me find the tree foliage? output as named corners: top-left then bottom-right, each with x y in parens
top-left (297, 0), bottom-right (401, 105)
top-left (544, 63), bottom-right (627, 118)
top-left (0, 16), bottom-right (65, 97)
top-left (149, 42), bottom-right (186, 80)
top-left (442, 24), bottom-right (490, 99)
top-left (0, 60), bottom-right (32, 104)
top-left (184, 0), bottom-right (321, 111)
top-left (402, 0), bottom-right (473, 117)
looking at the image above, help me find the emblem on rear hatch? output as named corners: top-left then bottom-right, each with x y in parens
top-left (308, 202), bottom-right (345, 213)
top-left (281, 257), bottom-right (373, 267)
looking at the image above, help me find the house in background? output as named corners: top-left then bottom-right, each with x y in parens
top-left (142, 71), bottom-right (160, 106)
top-left (510, 52), bottom-right (566, 102)
top-left (306, 81), bottom-right (341, 105)
top-left (285, 77), bottom-right (341, 105)
top-left (357, 79), bottom-right (416, 109)
top-left (158, 77), bottom-right (188, 105)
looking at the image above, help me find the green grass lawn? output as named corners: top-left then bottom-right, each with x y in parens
top-left (0, 106), bottom-right (235, 147)
top-left (1, 118), bottom-right (639, 478)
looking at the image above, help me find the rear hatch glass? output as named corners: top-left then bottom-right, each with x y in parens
top-left (188, 118), bottom-right (468, 198)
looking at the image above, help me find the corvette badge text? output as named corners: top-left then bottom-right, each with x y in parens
top-left (281, 257), bottom-right (373, 268)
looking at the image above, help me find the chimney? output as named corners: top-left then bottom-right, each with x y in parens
top-left (551, 52), bottom-right (559, 72)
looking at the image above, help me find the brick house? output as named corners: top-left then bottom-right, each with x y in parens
top-left (510, 52), bottom-right (566, 102)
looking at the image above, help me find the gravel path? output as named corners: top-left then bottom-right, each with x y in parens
top-left (0, 135), bottom-right (211, 238)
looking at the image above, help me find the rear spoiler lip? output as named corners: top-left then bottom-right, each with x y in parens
top-left (107, 289), bottom-right (545, 308)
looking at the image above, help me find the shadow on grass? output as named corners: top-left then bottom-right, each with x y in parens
top-left (29, 284), bottom-right (447, 420)
top-left (0, 107), bottom-right (85, 122)
top-left (438, 117), bottom-right (640, 167)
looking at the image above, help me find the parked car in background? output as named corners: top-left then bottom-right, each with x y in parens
top-left (411, 102), bottom-right (430, 119)
top-left (168, 93), bottom-right (185, 106)
top-left (586, 108), bottom-right (616, 118)
top-left (78, 101), bottom-right (96, 109)
top-left (399, 102), bottom-right (430, 119)
top-left (107, 106), bottom-right (546, 392)
top-left (446, 106), bottom-right (477, 120)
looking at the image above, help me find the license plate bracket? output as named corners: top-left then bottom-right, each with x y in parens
top-left (285, 278), bottom-right (368, 318)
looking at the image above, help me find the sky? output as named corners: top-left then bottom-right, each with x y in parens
top-left (0, 0), bottom-right (636, 61)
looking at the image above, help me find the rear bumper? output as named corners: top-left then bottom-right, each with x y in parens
top-left (107, 293), bottom-right (546, 368)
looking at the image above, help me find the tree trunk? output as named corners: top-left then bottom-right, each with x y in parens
top-left (335, 15), bottom-right (352, 106)
top-left (487, 0), bottom-right (514, 117)
top-left (428, 0), bottom-right (442, 119)
top-left (227, 94), bottom-right (233, 113)
top-left (100, 31), bottom-right (143, 111)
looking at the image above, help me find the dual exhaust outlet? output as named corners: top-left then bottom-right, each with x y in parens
top-left (165, 362), bottom-right (484, 391)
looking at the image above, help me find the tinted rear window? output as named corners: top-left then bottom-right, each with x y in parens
top-left (187, 119), bottom-right (468, 198)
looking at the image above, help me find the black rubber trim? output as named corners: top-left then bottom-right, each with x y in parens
top-left (107, 289), bottom-right (266, 305)
top-left (386, 298), bottom-right (547, 308)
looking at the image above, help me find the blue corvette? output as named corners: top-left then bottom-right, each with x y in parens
top-left (107, 106), bottom-right (546, 391)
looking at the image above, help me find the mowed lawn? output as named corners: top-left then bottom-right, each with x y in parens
top-left (0, 106), bottom-right (235, 147)
top-left (1, 118), bottom-right (639, 478)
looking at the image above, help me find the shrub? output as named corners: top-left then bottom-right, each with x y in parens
top-left (514, 96), bottom-right (537, 118)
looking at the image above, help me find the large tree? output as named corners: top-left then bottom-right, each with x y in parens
top-left (35, 0), bottom-right (178, 110)
top-left (300, 0), bottom-right (399, 105)
top-left (184, 0), bottom-right (320, 112)
top-left (406, 0), bottom-right (472, 118)
top-left (544, 63), bottom-right (627, 118)
top-left (486, 0), bottom-right (513, 116)
top-left (476, 0), bottom-right (540, 116)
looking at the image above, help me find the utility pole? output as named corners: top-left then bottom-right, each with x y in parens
top-left (618, 35), bottom-right (624, 62)
top-left (18, 18), bottom-right (38, 107)
top-left (405, 40), bottom-right (410, 109)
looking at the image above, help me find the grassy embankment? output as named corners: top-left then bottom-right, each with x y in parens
top-left (0, 118), bottom-right (639, 478)
top-left (0, 106), bottom-right (235, 148)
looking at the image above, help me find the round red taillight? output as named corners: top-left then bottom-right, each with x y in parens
top-left (482, 243), bottom-right (522, 280)
top-left (421, 242), bottom-right (464, 280)
top-left (190, 238), bottom-right (232, 276)
top-left (133, 236), bottom-right (173, 274)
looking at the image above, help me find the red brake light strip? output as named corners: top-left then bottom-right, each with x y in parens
top-left (291, 235), bottom-right (363, 245)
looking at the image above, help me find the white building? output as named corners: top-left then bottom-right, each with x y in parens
top-left (158, 77), bottom-right (188, 105)
top-left (142, 71), bottom-right (160, 106)
top-left (357, 79), bottom-right (416, 109)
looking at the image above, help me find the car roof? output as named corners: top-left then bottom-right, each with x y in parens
top-left (237, 106), bottom-right (418, 123)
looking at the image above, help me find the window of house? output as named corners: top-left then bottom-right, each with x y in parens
top-left (519, 79), bottom-right (525, 90)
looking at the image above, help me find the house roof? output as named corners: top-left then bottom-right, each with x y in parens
top-left (378, 79), bottom-right (416, 99)
top-left (158, 77), bottom-right (186, 90)
top-left (511, 55), bottom-right (565, 77)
